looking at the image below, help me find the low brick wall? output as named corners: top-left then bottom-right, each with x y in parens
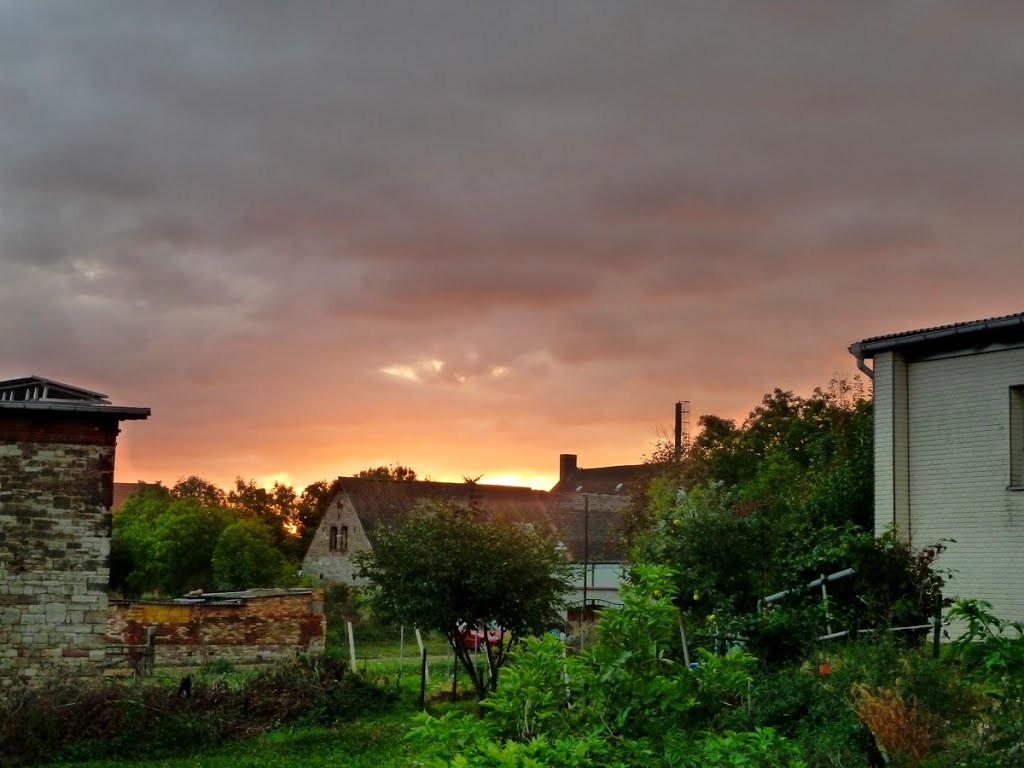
top-left (107, 590), bottom-right (325, 671)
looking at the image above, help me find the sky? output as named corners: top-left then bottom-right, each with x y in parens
top-left (3, 2), bottom-right (1024, 492)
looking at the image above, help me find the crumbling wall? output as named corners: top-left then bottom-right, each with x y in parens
top-left (106, 590), bottom-right (325, 670)
top-left (0, 414), bottom-right (119, 689)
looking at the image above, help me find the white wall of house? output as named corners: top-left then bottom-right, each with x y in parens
top-left (875, 346), bottom-right (1024, 622)
top-left (565, 562), bottom-right (625, 610)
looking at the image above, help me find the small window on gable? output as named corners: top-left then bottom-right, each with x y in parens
top-left (339, 525), bottom-right (348, 552)
top-left (329, 525), bottom-right (339, 551)
top-left (1010, 386), bottom-right (1024, 487)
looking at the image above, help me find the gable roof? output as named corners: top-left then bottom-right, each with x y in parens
top-left (0, 375), bottom-right (150, 419)
top-left (334, 477), bottom-right (555, 546)
top-left (550, 463), bottom-right (644, 494)
top-left (849, 311), bottom-right (1024, 361)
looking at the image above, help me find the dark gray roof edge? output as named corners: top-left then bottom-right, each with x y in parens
top-left (849, 311), bottom-right (1024, 358)
top-left (0, 401), bottom-right (151, 419)
top-left (0, 375), bottom-right (109, 400)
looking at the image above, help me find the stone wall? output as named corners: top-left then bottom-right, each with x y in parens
top-left (106, 590), bottom-right (325, 670)
top-left (0, 413), bottom-right (120, 689)
top-left (302, 490), bottom-right (371, 585)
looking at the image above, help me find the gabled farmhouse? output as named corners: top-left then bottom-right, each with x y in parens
top-left (302, 478), bottom-right (555, 586)
top-left (849, 312), bottom-right (1024, 621)
top-left (0, 375), bottom-right (150, 687)
top-left (303, 457), bottom-right (642, 615)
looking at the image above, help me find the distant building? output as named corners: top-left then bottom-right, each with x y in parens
top-left (302, 477), bottom-right (554, 585)
top-left (0, 375), bottom-right (149, 687)
top-left (849, 312), bottom-right (1024, 625)
top-left (549, 453), bottom-right (645, 494)
top-left (304, 453), bottom-right (645, 618)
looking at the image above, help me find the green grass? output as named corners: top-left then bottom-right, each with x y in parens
top-left (45, 710), bottom-right (423, 768)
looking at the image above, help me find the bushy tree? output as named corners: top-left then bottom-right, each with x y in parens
top-left (631, 377), bottom-right (945, 663)
top-left (111, 475), bottom-right (331, 596)
top-left (112, 487), bottom-right (232, 596)
top-left (356, 501), bottom-right (573, 700)
top-left (355, 463), bottom-right (418, 481)
top-left (212, 519), bottom-right (293, 590)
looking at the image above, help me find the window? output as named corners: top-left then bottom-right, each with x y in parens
top-left (339, 525), bottom-right (348, 552)
top-left (329, 525), bottom-right (339, 551)
top-left (1011, 386), bottom-right (1024, 488)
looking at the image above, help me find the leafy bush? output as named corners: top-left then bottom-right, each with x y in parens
top-left (945, 599), bottom-right (1024, 764)
top-left (409, 565), bottom-right (805, 767)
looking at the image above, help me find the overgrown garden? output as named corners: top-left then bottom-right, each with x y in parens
top-left (7, 378), bottom-right (1024, 766)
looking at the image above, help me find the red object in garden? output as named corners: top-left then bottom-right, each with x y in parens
top-left (458, 626), bottom-right (503, 651)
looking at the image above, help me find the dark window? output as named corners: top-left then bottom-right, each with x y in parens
top-left (329, 526), bottom-right (339, 551)
top-left (1011, 386), bottom-right (1024, 487)
top-left (339, 525), bottom-right (348, 552)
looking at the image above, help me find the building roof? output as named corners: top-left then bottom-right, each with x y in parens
top-left (550, 463), bottom-right (644, 494)
top-left (849, 311), bottom-right (1024, 360)
top-left (112, 482), bottom-right (144, 511)
top-left (334, 477), bottom-right (556, 546)
top-left (0, 375), bottom-right (150, 419)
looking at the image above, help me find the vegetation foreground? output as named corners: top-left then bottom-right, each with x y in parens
top-left (4, 573), bottom-right (1023, 767)
top-left (6, 380), bottom-right (1023, 766)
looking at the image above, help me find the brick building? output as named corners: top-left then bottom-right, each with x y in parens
top-left (0, 375), bottom-right (149, 687)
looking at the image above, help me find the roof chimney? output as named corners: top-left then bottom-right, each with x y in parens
top-left (559, 454), bottom-right (578, 484)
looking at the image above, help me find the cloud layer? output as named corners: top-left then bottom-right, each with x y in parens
top-left (3, 2), bottom-right (1023, 489)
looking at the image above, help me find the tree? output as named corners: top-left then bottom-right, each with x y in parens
top-left (112, 489), bottom-right (232, 596)
top-left (227, 477), bottom-right (300, 554)
top-left (356, 501), bottom-right (573, 700)
top-left (212, 519), bottom-right (293, 590)
top-left (171, 475), bottom-right (227, 508)
top-left (355, 464), bottom-right (418, 481)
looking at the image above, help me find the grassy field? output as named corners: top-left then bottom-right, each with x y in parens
top-left (16, 630), bottom-right (469, 767)
top-left (46, 711), bottom-right (420, 768)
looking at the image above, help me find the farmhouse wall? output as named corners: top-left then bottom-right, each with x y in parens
top-left (302, 490), bottom-right (371, 585)
top-left (106, 590), bottom-right (325, 670)
top-left (0, 414), bottom-right (121, 689)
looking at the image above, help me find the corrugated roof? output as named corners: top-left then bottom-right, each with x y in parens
top-left (0, 375), bottom-right (150, 419)
top-left (850, 311), bottom-right (1024, 358)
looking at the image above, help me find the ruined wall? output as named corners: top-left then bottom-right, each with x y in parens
top-left (0, 414), bottom-right (119, 689)
top-left (106, 591), bottom-right (325, 669)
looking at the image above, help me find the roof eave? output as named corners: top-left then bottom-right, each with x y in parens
top-left (851, 314), bottom-right (1024, 360)
top-left (0, 401), bottom-right (151, 419)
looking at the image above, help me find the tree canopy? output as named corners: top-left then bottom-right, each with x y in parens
top-left (356, 501), bottom-right (573, 700)
top-left (630, 377), bottom-right (945, 663)
top-left (110, 475), bottom-right (335, 597)
top-left (355, 464), bottom-right (418, 481)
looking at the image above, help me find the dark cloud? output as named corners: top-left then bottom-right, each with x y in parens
top-left (2, 2), bottom-right (1024, 488)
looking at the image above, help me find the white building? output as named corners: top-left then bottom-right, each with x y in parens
top-left (849, 312), bottom-right (1024, 623)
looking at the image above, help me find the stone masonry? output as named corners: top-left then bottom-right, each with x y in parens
top-left (0, 378), bottom-right (148, 689)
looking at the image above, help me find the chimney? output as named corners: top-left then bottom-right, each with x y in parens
top-left (559, 454), bottom-right (578, 484)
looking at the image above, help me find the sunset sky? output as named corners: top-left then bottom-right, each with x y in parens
top-left (3, 3), bottom-right (1024, 492)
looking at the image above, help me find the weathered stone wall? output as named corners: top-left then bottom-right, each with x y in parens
top-left (302, 490), bottom-right (371, 585)
top-left (106, 591), bottom-right (325, 670)
top-left (0, 413), bottom-right (120, 689)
